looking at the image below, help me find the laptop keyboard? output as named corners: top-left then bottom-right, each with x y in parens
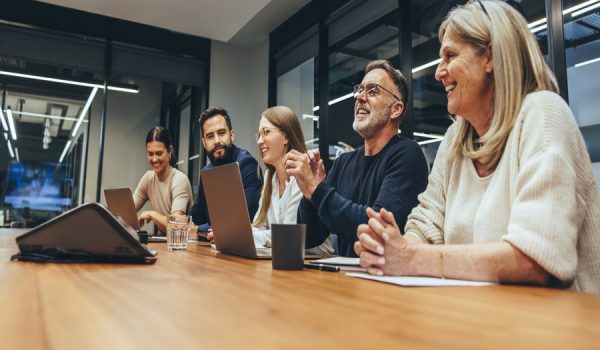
top-left (256, 246), bottom-right (272, 256)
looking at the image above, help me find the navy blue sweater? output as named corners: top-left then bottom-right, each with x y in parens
top-left (299, 136), bottom-right (428, 256)
top-left (190, 145), bottom-right (263, 232)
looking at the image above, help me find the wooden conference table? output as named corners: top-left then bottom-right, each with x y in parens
top-left (1, 228), bottom-right (599, 350)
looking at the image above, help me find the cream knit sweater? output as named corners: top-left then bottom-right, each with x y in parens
top-left (405, 91), bottom-right (600, 294)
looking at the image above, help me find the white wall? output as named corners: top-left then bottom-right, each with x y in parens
top-left (84, 78), bottom-right (161, 205)
top-left (208, 40), bottom-right (269, 160)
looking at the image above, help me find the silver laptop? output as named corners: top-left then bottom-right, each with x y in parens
top-left (103, 188), bottom-right (166, 242)
top-left (201, 163), bottom-right (272, 259)
top-left (104, 188), bottom-right (141, 230)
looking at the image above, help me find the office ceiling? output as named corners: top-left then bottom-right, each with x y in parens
top-left (38, 0), bottom-right (310, 45)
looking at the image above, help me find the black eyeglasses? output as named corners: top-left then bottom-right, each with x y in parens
top-left (353, 83), bottom-right (401, 101)
top-left (476, 0), bottom-right (491, 19)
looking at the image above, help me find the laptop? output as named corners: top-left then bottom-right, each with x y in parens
top-left (103, 188), bottom-right (166, 242)
top-left (201, 163), bottom-right (272, 259)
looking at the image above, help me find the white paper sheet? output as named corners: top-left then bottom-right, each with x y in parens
top-left (347, 273), bottom-right (495, 287)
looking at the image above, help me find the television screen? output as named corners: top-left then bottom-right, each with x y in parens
top-left (4, 161), bottom-right (73, 212)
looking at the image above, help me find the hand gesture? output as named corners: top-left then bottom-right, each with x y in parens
top-left (354, 207), bottom-right (411, 276)
top-left (284, 150), bottom-right (323, 199)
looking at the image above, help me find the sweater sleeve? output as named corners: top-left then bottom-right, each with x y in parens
top-left (502, 92), bottom-right (583, 284)
top-left (404, 126), bottom-right (457, 244)
top-left (133, 172), bottom-right (149, 212)
top-left (239, 156), bottom-right (263, 221)
top-left (170, 171), bottom-right (193, 214)
top-left (302, 141), bottom-right (428, 250)
top-left (189, 175), bottom-right (210, 230)
top-left (299, 161), bottom-right (341, 248)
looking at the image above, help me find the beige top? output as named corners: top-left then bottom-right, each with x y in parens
top-left (133, 166), bottom-right (193, 216)
top-left (405, 91), bottom-right (600, 294)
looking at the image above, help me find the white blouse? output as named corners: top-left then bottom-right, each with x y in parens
top-left (252, 170), bottom-right (333, 255)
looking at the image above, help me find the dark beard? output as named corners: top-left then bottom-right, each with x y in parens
top-left (207, 143), bottom-right (234, 166)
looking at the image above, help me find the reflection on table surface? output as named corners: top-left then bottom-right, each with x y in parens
top-left (1, 228), bottom-right (599, 350)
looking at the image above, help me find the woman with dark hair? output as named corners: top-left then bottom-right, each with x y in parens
top-left (245, 106), bottom-right (334, 254)
top-left (133, 126), bottom-right (193, 233)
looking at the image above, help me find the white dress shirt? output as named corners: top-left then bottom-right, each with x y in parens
top-left (252, 170), bottom-right (333, 255)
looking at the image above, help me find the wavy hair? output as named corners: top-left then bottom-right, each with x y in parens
top-left (439, 0), bottom-right (558, 169)
top-left (252, 106), bottom-right (307, 227)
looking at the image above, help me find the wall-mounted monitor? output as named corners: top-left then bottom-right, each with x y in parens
top-left (3, 160), bottom-right (73, 212)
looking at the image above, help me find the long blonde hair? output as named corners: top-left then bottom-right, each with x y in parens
top-left (439, 0), bottom-right (558, 169)
top-left (252, 106), bottom-right (307, 227)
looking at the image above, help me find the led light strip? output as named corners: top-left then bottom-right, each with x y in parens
top-left (572, 2), bottom-right (600, 17)
top-left (8, 110), bottom-right (86, 123)
top-left (575, 56), bottom-right (600, 68)
top-left (418, 138), bottom-right (443, 146)
top-left (59, 140), bottom-right (72, 163)
top-left (7, 139), bottom-right (14, 158)
top-left (0, 70), bottom-right (139, 94)
top-left (72, 87), bottom-right (98, 137)
top-left (6, 109), bottom-right (17, 140)
top-left (0, 109), bottom-right (8, 130)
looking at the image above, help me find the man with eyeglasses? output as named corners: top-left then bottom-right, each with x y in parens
top-left (285, 60), bottom-right (428, 256)
top-left (189, 106), bottom-right (263, 236)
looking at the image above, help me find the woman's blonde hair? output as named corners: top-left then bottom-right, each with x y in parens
top-left (252, 106), bottom-right (307, 227)
top-left (439, 0), bottom-right (558, 169)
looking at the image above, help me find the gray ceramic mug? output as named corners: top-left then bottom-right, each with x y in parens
top-left (271, 224), bottom-right (306, 270)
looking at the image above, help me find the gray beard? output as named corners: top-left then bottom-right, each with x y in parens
top-left (353, 104), bottom-right (392, 139)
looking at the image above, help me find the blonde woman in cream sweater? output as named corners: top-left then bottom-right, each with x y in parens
top-left (355, 0), bottom-right (600, 293)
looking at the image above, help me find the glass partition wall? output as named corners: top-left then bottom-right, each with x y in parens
top-left (270, 0), bottom-right (592, 172)
top-left (0, 19), bottom-right (209, 228)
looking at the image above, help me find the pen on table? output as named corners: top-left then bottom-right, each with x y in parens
top-left (303, 263), bottom-right (340, 272)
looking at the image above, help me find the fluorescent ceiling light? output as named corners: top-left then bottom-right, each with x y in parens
top-left (0, 109), bottom-right (8, 130)
top-left (8, 110), bottom-right (87, 123)
top-left (572, 2), bottom-right (600, 17)
top-left (528, 17), bottom-right (548, 28)
top-left (413, 131), bottom-right (443, 139)
top-left (418, 138), bottom-right (443, 146)
top-left (313, 92), bottom-right (355, 112)
top-left (530, 24), bottom-right (548, 34)
top-left (564, 0), bottom-right (600, 15)
top-left (3, 132), bottom-right (7, 140)
top-left (6, 109), bottom-right (17, 140)
top-left (303, 114), bottom-right (319, 120)
top-left (7, 139), bottom-right (14, 158)
top-left (59, 140), bottom-right (72, 163)
top-left (526, 0), bottom-right (600, 29)
top-left (15, 147), bottom-right (20, 162)
top-left (0, 70), bottom-right (139, 94)
top-left (412, 59), bottom-right (442, 74)
top-left (72, 87), bottom-right (98, 137)
top-left (575, 56), bottom-right (600, 68)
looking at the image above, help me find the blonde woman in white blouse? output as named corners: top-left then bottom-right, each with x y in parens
top-left (354, 0), bottom-right (600, 293)
top-left (253, 106), bottom-right (333, 255)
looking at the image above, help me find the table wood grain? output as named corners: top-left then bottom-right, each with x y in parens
top-left (1, 228), bottom-right (599, 350)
